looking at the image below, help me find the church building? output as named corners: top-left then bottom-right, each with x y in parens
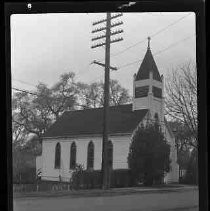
top-left (36, 38), bottom-right (179, 184)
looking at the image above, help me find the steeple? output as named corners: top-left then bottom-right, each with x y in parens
top-left (132, 38), bottom-right (164, 126)
top-left (135, 37), bottom-right (162, 82)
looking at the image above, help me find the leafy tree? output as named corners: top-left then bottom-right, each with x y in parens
top-left (77, 79), bottom-right (131, 108)
top-left (12, 118), bottom-right (27, 148)
top-left (109, 79), bottom-right (131, 105)
top-left (12, 72), bottom-right (78, 141)
top-left (77, 82), bottom-right (103, 108)
top-left (128, 123), bottom-right (171, 186)
top-left (12, 91), bottom-right (51, 139)
top-left (23, 134), bottom-right (42, 156)
top-left (12, 72), bottom-right (131, 142)
top-left (35, 72), bottom-right (78, 121)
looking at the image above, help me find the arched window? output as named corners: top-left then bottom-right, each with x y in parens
top-left (107, 140), bottom-right (113, 169)
top-left (87, 141), bottom-right (94, 170)
top-left (154, 113), bottom-right (159, 122)
top-left (54, 143), bottom-right (61, 169)
top-left (70, 142), bottom-right (76, 169)
top-left (154, 113), bottom-right (160, 131)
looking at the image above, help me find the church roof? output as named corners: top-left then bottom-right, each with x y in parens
top-left (135, 38), bottom-right (162, 82)
top-left (43, 104), bottom-right (148, 138)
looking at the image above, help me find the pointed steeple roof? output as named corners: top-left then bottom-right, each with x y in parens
top-left (135, 37), bottom-right (162, 82)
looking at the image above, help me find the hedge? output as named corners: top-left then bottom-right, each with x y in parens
top-left (71, 169), bottom-right (133, 189)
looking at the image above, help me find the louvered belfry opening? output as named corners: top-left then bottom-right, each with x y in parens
top-left (135, 86), bottom-right (149, 98)
top-left (152, 86), bottom-right (162, 98)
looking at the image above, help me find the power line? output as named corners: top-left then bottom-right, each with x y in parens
top-left (118, 34), bottom-right (195, 69)
top-left (89, 13), bottom-right (191, 71)
top-left (13, 36), bottom-right (194, 87)
top-left (12, 14), bottom-right (193, 89)
top-left (153, 34), bottom-right (195, 56)
top-left (111, 13), bottom-right (192, 58)
top-left (12, 66), bottom-right (92, 89)
top-left (150, 13), bottom-right (192, 38)
top-left (12, 87), bottom-right (38, 96)
top-left (12, 67), bottom-right (102, 93)
top-left (12, 87), bottom-right (90, 109)
top-left (111, 39), bottom-right (145, 58)
top-left (12, 78), bottom-right (37, 87)
top-left (12, 35), bottom-right (194, 88)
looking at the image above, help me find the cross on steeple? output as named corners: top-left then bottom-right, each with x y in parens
top-left (147, 36), bottom-right (151, 49)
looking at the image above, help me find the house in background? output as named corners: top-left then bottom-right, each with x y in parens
top-left (36, 39), bottom-right (179, 184)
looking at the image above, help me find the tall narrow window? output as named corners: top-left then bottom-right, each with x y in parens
top-left (107, 140), bottom-right (113, 169)
top-left (154, 113), bottom-right (159, 122)
top-left (87, 141), bottom-right (94, 170)
top-left (70, 142), bottom-right (76, 169)
top-left (154, 113), bottom-right (160, 131)
top-left (54, 143), bottom-right (61, 169)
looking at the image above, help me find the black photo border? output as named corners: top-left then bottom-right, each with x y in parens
top-left (1, 1), bottom-right (207, 211)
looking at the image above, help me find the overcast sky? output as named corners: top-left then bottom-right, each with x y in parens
top-left (11, 12), bottom-right (196, 94)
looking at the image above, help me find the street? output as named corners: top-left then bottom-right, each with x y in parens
top-left (14, 189), bottom-right (198, 211)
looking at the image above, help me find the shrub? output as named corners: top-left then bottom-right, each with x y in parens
top-left (70, 164), bottom-right (85, 189)
top-left (110, 169), bottom-right (132, 188)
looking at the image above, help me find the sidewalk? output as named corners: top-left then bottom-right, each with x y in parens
top-left (13, 184), bottom-right (198, 199)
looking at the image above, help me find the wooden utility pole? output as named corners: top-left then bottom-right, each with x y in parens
top-left (91, 13), bottom-right (123, 189)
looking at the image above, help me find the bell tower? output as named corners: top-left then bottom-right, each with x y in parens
top-left (133, 37), bottom-right (164, 124)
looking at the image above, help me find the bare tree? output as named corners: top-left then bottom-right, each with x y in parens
top-left (165, 62), bottom-right (197, 149)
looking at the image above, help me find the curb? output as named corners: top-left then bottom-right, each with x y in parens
top-left (14, 186), bottom-right (198, 199)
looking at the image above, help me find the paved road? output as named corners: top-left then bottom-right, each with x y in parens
top-left (14, 189), bottom-right (198, 211)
